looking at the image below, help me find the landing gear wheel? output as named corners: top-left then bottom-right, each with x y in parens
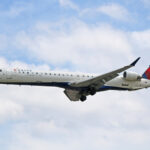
top-left (80, 95), bottom-right (87, 102)
top-left (89, 87), bottom-right (96, 95)
top-left (90, 90), bottom-right (96, 95)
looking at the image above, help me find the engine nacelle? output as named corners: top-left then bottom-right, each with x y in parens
top-left (123, 71), bottom-right (141, 81)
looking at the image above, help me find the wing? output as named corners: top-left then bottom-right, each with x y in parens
top-left (70, 57), bottom-right (141, 89)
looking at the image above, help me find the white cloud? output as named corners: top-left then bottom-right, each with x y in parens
top-left (58, 0), bottom-right (79, 11)
top-left (97, 3), bottom-right (130, 21)
top-left (5, 91), bottom-right (150, 150)
top-left (0, 100), bottom-right (23, 123)
top-left (131, 30), bottom-right (150, 49)
top-left (14, 21), bottom-right (134, 73)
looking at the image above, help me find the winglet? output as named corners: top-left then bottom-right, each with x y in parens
top-left (130, 57), bottom-right (141, 66)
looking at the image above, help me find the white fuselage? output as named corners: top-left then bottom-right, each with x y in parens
top-left (0, 68), bottom-right (150, 91)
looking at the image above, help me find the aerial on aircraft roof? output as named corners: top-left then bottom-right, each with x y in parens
top-left (0, 57), bottom-right (150, 102)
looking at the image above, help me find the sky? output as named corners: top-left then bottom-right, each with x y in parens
top-left (0, 0), bottom-right (150, 150)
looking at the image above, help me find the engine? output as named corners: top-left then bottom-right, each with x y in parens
top-left (123, 71), bottom-right (141, 81)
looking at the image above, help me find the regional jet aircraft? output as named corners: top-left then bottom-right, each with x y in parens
top-left (0, 57), bottom-right (149, 102)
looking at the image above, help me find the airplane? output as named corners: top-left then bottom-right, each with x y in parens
top-left (0, 57), bottom-right (149, 102)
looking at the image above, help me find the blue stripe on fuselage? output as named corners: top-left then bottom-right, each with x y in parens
top-left (98, 85), bottom-right (129, 91)
top-left (0, 82), bottom-right (130, 91)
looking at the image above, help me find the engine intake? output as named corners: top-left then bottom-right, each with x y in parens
top-left (123, 71), bottom-right (141, 81)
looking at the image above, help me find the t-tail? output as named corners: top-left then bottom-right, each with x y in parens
top-left (142, 66), bottom-right (150, 80)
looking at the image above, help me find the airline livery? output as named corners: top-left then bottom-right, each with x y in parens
top-left (0, 57), bottom-right (150, 102)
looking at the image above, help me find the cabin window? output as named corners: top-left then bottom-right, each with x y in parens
top-left (45, 73), bottom-right (47, 75)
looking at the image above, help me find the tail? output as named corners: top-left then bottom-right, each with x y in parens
top-left (142, 66), bottom-right (150, 80)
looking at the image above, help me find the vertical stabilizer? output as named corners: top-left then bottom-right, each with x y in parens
top-left (142, 66), bottom-right (150, 80)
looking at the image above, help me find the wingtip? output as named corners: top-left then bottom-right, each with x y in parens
top-left (130, 57), bottom-right (141, 66)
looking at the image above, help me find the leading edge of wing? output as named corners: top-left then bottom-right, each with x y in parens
top-left (70, 57), bottom-right (141, 88)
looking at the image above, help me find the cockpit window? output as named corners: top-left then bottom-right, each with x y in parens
top-left (0, 69), bottom-right (2, 72)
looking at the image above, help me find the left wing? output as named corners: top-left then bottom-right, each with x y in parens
top-left (70, 57), bottom-right (140, 89)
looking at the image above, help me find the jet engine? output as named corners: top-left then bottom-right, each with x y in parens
top-left (123, 71), bottom-right (141, 81)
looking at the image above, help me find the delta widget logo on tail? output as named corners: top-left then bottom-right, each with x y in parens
top-left (142, 66), bottom-right (150, 80)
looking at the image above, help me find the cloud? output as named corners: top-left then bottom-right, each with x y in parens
top-left (0, 100), bottom-right (23, 123)
top-left (2, 89), bottom-right (150, 150)
top-left (97, 3), bottom-right (130, 21)
top-left (14, 21), bottom-right (134, 73)
top-left (58, 0), bottom-right (79, 11)
top-left (131, 30), bottom-right (150, 49)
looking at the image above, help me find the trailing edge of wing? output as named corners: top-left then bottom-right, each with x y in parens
top-left (70, 57), bottom-right (141, 88)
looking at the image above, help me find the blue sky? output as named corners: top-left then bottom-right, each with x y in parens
top-left (0, 0), bottom-right (150, 150)
top-left (0, 0), bottom-right (150, 32)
